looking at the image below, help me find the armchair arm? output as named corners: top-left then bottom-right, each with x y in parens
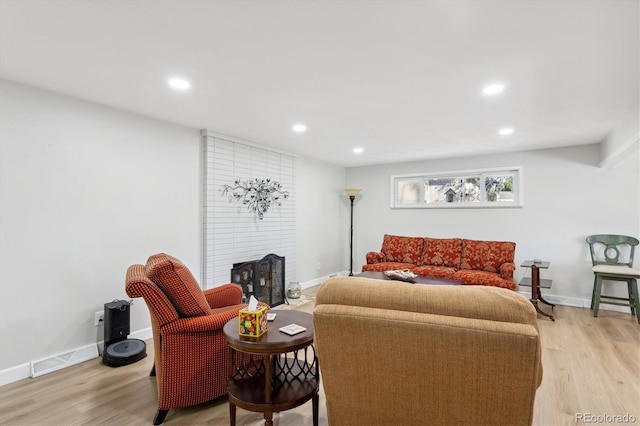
top-left (162, 308), bottom-right (241, 334)
top-left (203, 283), bottom-right (243, 308)
top-left (366, 251), bottom-right (385, 265)
top-left (162, 300), bottom-right (271, 335)
top-left (499, 262), bottom-right (516, 281)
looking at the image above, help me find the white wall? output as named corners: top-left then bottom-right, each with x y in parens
top-left (0, 79), bottom-right (348, 383)
top-left (601, 104), bottom-right (639, 166)
top-left (295, 156), bottom-right (348, 282)
top-left (0, 79), bottom-right (201, 377)
top-left (346, 144), bottom-right (639, 306)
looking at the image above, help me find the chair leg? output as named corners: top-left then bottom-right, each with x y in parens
top-left (627, 279), bottom-right (636, 316)
top-left (150, 364), bottom-right (156, 377)
top-left (592, 276), bottom-right (603, 317)
top-left (590, 275), bottom-right (598, 310)
top-left (153, 409), bottom-right (168, 425)
top-left (629, 279), bottom-right (640, 324)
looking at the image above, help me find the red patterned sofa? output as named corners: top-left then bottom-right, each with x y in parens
top-left (362, 234), bottom-right (516, 289)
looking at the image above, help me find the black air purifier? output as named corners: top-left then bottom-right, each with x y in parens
top-left (102, 300), bottom-right (147, 367)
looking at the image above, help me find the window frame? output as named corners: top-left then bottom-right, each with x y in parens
top-left (390, 166), bottom-right (524, 209)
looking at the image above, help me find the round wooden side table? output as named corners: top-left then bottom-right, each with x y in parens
top-left (223, 310), bottom-right (319, 426)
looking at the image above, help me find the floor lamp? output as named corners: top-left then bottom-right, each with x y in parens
top-left (344, 189), bottom-right (361, 276)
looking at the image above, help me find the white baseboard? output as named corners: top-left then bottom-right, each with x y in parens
top-left (0, 327), bottom-right (153, 387)
top-left (517, 290), bottom-right (634, 313)
top-left (300, 271), bottom-right (348, 290)
top-left (0, 363), bottom-right (31, 387)
top-left (129, 327), bottom-right (153, 342)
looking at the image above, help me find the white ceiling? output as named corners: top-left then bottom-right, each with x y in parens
top-left (1, 0), bottom-right (638, 167)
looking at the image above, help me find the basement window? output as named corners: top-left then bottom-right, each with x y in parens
top-left (390, 166), bottom-right (523, 209)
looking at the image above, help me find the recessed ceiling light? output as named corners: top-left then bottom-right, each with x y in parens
top-left (482, 83), bottom-right (505, 95)
top-left (353, 147), bottom-right (364, 154)
top-left (292, 123), bottom-right (307, 133)
top-left (168, 78), bottom-right (190, 90)
top-left (498, 127), bottom-right (514, 135)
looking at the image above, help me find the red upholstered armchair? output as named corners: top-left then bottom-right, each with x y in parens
top-left (125, 253), bottom-right (252, 425)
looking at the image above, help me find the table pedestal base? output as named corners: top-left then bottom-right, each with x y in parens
top-left (520, 261), bottom-right (555, 321)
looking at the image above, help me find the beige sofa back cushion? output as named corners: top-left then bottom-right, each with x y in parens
top-left (317, 276), bottom-right (535, 325)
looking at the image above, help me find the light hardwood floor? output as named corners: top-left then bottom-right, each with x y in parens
top-left (1, 286), bottom-right (638, 426)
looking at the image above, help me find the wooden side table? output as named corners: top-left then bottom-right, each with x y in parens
top-left (223, 310), bottom-right (319, 426)
top-left (520, 260), bottom-right (555, 321)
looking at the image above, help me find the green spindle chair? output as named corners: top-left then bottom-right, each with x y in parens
top-left (586, 234), bottom-right (640, 324)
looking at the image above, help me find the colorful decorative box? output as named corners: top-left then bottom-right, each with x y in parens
top-left (238, 306), bottom-right (268, 337)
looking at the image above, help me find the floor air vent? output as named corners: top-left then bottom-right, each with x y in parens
top-left (30, 344), bottom-right (99, 377)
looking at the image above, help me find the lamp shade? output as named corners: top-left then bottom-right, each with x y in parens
top-left (344, 188), bottom-right (362, 197)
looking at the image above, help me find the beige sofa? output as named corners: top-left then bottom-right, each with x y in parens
top-left (313, 276), bottom-right (542, 426)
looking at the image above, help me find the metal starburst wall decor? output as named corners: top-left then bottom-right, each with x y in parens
top-left (222, 178), bottom-right (289, 219)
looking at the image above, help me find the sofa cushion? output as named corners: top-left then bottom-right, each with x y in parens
top-left (420, 238), bottom-right (462, 268)
top-left (412, 265), bottom-right (457, 279)
top-left (452, 270), bottom-right (516, 290)
top-left (460, 239), bottom-right (516, 273)
top-left (381, 234), bottom-right (424, 264)
top-left (362, 262), bottom-right (417, 273)
top-left (146, 253), bottom-right (212, 317)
